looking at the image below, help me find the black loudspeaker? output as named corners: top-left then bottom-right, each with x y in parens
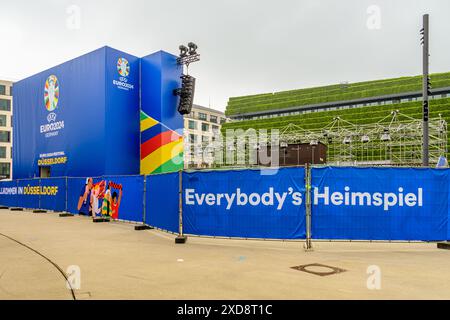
top-left (177, 75), bottom-right (196, 115)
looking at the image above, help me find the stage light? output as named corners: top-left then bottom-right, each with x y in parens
top-left (280, 142), bottom-right (288, 148)
top-left (361, 135), bottom-right (370, 143)
top-left (177, 42), bottom-right (200, 66)
top-left (381, 130), bottom-right (391, 142)
top-left (343, 136), bottom-right (352, 144)
top-left (310, 140), bottom-right (318, 146)
top-left (188, 42), bottom-right (198, 55)
top-left (179, 45), bottom-right (188, 57)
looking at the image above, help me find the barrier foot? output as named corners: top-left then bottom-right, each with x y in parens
top-left (33, 209), bottom-right (47, 213)
top-left (175, 235), bottom-right (187, 244)
top-left (0, 206), bottom-right (9, 209)
top-left (11, 208), bottom-right (23, 211)
top-left (437, 242), bottom-right (450, 250)
top-left (93, 217), bottom-right (110, 223)
top-left (59, 213), bottom-right (74, 217)
top-left (303, 240), bottom-right (314, 252)
top-left (134, 225), bottom-right (153, 231)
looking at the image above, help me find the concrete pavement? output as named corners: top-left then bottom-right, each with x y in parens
top-left (0, 208), bottom-right (449, 300)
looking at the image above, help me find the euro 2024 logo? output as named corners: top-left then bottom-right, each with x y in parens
top-left (44, 75), bottom-right (59, 122)
top-left (117, 57), bottom-right (129, 77)
top-left (114, 58), bottom-right (134, 91)
top-left (41, 75), bottom-right (64, 137)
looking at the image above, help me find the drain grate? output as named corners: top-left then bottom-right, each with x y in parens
top-left (291, 263), bottom-right (346, 276)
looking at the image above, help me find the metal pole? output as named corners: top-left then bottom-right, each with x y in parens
top-left (143, 176), bottom-right (146, 224)
top-left (38, 178), bottom-right (41, 210)
top-left (65, 176), bottom-right (68, 212)
top-left (304, 163), bottom-right (313, 251)
top-left (178, 170), bottom-right (183, 235)
top-left (175, 170), bottom-right (187, 243)
top-left (422, 14), bottom-right (430, 167)
top-left (134, 175), bottom-right (152, 230)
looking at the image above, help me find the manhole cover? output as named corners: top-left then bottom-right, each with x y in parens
top-left (291, 263), bottom-right (346, 276)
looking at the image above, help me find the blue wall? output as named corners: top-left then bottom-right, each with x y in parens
top-left (13, 46), bottom-right (140, 178)
top-left (140, 51), bottom-right (183, 134)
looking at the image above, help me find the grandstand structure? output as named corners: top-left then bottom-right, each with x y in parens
top-left (219, 72), bottom-right (450, 167)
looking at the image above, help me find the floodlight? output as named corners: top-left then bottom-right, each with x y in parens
top-left (188, 42), bottom-right (198, 55)
top-left (380, 133), bottom-right (391, 141)
top-left (179, 45), bottom-right (188, 57)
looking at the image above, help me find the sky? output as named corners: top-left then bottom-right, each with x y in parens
top-left (1, 0), bottom-right (450, 111)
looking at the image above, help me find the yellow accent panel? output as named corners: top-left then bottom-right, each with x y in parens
top-left (140, 117), bottom-right (159, 132)
top-left (140, 139), bottom-right (183, 175)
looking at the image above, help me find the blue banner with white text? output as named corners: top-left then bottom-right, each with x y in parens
top-left (310, 167), bottom-right (450, 241)
top-left (183, 168), bottom-right (306, 239)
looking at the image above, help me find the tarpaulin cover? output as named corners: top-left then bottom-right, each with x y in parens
top-left (67, 177), bottom-right (87, 214)
top-left (39, 177), bottom-right (66, 212)
top-left (0, 180), bottom-right (18, 207)
top-left (102, 175), bottom-right (144, 223)
top-left (145, 172), bottom-right (179, 233)
top-left (16, 179), bottom-right (40, 209)
top-left (182, 168), bottom-right (306, 239)
top-left (311, 167), bottom-right (450, 241)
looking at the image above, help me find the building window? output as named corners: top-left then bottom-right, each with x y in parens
top-left (210, 115), bottom-right (218, 123)
top-left (0, 85), bottom-right (5, 96)
top-left (0, 163), bottom-right (10, 178)
top-left (189, 134), bottom-right (197, 144)
top-left (188, 120), bottom-right (197, 130)
top-left (212, 125), bottom-right (219, 133)
top-left (0, 99), bottom-right (11, 111)
top-left (0, 115), bottom-right (6, 127)
top-left (202, 136), bottom-right (209, 143)
top-left (0, 131), bottom-right (10, 142)
top-left (9, 86), bottom-right (12, 96)
top-left (198, 112), bottom-right (207, 121)
top-left (201, 123), bottom-right (209, 132)
top-left (220, 118), bottom-right (226, 124)
top-left (0, 147), bottom-right (6, 158)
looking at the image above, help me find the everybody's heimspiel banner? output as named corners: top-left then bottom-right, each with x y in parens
top-left (0, 167), bottom-right (449, 241)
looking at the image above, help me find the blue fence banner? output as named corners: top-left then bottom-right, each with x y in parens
top-left (1, 166), bottom-right (449, 242)
top-left (145, 172), bottom-right (179, 233)
top-left (16, 179), bottom-right (40, 209)
top-left (102, 175), bottom-right (144, 223)
top-left (39, 177), bottom-right (67, 212)
top-left (67, 177), bottom-right (89, 214)
top-left (0, 180), bottom-right (18, 208)
top-left (183, 168), bottom-right (306, 239)
top-left (311, 167), bottom-right (450, 241)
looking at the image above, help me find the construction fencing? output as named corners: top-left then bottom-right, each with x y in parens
top-left (0, 166), bottom-right (449, 241)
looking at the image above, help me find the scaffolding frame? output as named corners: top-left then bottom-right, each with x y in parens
top-left (212, 111), bottom-right (447, 167)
